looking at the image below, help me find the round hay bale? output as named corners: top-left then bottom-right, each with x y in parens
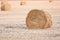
top-left (26, 9), bottom-right (52, 29)
top-left (1, 0), bottom-right (10, 11)
top-left (20, 1), bottom-right (26, 6)
top-left (49, 0), bottom-right (54, 3)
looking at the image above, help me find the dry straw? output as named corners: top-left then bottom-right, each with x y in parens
top-left (26, 9), bottom-right (52, 29)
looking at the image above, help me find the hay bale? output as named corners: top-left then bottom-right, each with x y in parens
top-left (26, 9), bottom-right (52, 29)
top-left (1, 0), bottom-right (10, 11)
top-left (20, 1), bottom-right (26, 6)
top-left (49, 0), bottom-right (54, 3)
